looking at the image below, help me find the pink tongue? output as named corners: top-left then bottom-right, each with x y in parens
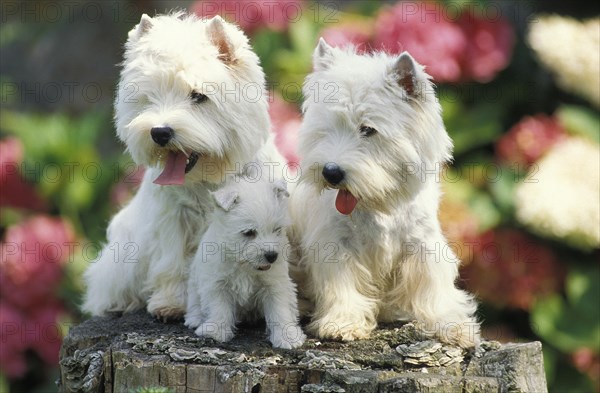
top-left (153, 151), bottom-right (187, 185)
top-left (335, 189), bottom-right (358, 215)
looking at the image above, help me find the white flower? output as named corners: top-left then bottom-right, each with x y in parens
top-left (528, 15), bottom-right (600, 108)
top-left (515, 138), bottom-right (600, 250)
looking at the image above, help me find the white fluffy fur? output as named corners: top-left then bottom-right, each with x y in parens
top-left (83, 12), bottom-right (284, 319)
top-left (185, 174), bottom-right (306, 349)
top-left (288, 39), bottom-right (480, 347)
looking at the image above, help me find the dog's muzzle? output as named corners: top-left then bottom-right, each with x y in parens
top-left (322, 162), bottom-right (345, 186)
top-left (151, 126), bottom-right (174, 147)
top-left (264, 251), bottom-right (278, 264)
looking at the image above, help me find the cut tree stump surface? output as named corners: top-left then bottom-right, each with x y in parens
top-left (59, 312), bottom-right (547, 393)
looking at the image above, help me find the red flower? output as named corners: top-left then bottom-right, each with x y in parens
top-left (372, 1), bottom-right (514, 83)
top-left (0, 301), bottom-right (27, 378)
top-left (25, 302), bottom-right (65, 366)
top-left (571, 348), bottom-right (600, 391)
top-left (461, 229), bottom-right (565, 310)
top-left (457, 9), bottom-right (515, 83)
top-left (0, 216), bottom-right (75, 311)
top-left (0, 137), bottom-right (46, 211)
top-left (373, 2), bottom-right (467, 82)
top-left (191, 0), bottom-right (304, 35)
top-left (496, 115), bottom-right (566, 168)
top-left (269, 94), bottom-right (301, 167)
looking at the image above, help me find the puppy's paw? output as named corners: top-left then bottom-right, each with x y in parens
top-left (270, 325), bottom-right (306, 349)
top-left (184, 314), bottom-right (203, 329)
top-left (148, 304), bottom-right (185, 322)
top-left (309, 316), bottom-right (373, 341)
top-left (147, 293), bottom-right (185, 322)
top-left (195, 322), bottom-right (235, 342)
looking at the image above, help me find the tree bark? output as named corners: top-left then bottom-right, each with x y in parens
top-left (59, 312), bottom-right (547, 393)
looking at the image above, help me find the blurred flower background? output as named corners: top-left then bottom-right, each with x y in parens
top-left (1, 1), bottom-right (598, 392)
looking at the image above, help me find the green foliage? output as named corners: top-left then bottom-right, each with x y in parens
top-left (557, 105), bottom-right (600, 143)
top-left (532, 266), bottom-right (600, 353)
top-left (543, 346), bottom-right (596, 393)
top-left (0, 110), bottom-right (122, 240)
top-left (443, 170), bottom-right (501, 232)
top-left (441, 97), bottom-right (504, 157)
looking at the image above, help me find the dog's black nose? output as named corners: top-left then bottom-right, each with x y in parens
top-left (150, 126), bottom-right (174, 146)
top-left (264, 251), bottom-right (278, 264)
top-left (322, 162), bottom-right (345, 185)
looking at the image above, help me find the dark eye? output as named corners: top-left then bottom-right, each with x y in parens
top-left (190, 90), bottom-right (208, 104)
top-left (242, 229), bottom-right (257, 239)
top-left (360, 125), bottom-right (378, 137)
top-left (274, 227), bottom-right (283, 235)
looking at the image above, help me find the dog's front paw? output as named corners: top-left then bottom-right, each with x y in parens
top-left (149, 304), bottom-right (185, 322)
top-left (147, 292), bottom-right (185, 322)
top-left (195, 322), bottom-right (235, 342)
top-left (270, 325), bottom-right (306, 349)
top-left (308, 316), bottom-right (374, 341)
top-left (184, 314), bottom-right (203, 329)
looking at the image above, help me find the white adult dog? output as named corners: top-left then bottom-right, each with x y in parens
top-left (83, 12), bottom-right (283, 319)
top-left (185, 174), bottom-right (305, 349)
top-left (289, 39), bottom-right (480, 347)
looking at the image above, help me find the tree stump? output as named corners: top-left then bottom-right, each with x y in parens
top-left (58, 312), bottom-right (547, 393)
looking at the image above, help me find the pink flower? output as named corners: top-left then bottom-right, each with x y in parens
top-left (0, 137), bottom-right (46, 211)
top-left (373, 2), bottom-right (467, 82)
top-left (496, 115), bottom-right (566, 168)
top-left (25, 303), bottom-right (65, 366)
top-left (458, 10), bottom-right (515, 83)
top-left (372, 1), bottom-right (514, 83)
top-left (0, 216), bottom-right (75, 311)
top-left (269, 94), bottom-right (301, 166)
top-left (461, 229), bottom-right (565, 310)
top-left (320, 24), bottom-right (372, 53)
top-left (191, 0), bottom-right (304, 35)
top-left (0, 301), bottom-right (27, 378)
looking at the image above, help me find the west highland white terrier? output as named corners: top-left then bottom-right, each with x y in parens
top-left (83, 12), bottom-right (284, 319)
top-left (185, 174), bottom-right (306, 349)
top-left (288, 39), bottom-right (480, 347)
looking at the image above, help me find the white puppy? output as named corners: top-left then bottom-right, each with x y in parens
top-left (83, 12), bottom-right (284, 319)
top-left (289, 39), bottom-right (480, 347)
top-left (185, 174), bottom-right (305, 349)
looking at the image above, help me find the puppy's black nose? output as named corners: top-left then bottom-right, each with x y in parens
top-left (264, 251), bottom-right (278, 264)
top-left (150, 126), bottom-right (174, 146)
top-left (322, 162), bottom-right (345, 185)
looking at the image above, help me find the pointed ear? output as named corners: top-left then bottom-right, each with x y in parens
top-left (129, 14), bottom-right (153, 39)
top-left (393, 52), bottom-right (421, 97)
top-left (212, 188), bottom-right (239, 211)
top-left (273, 179), bottom-right (289, 200)
top-left (207, 15), bottom-right (235, 64)
top-left (313, 37), bottom-right (335, 71)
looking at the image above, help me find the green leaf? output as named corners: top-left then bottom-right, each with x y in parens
top-left (531, 266), bottom-right (600, 352)
top-left (557, 105), bottom-right (600, 143)
top-left (0, 374), bottom-right (7, 393)
top-left (487, 166), bottom-right (517, 216)
top-left (548, 356), bottom-right (596, 393)
top-left (288, 15), bottom-right (317, 61)
top-left (441, 98), bottom-right (504, 156)
top-left (541, 345), bottom-right (558, 387)
top-left (443, 170), bottom-right (501, 231)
